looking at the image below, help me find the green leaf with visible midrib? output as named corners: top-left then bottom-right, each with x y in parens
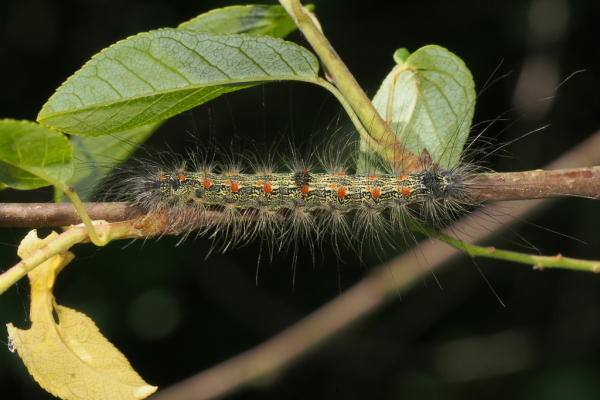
top-left (37, 29), bottom-right (320, 137)
top-left (49, 6), bottom-right (314, 200)
top-left (179, 4), bottom-right (314, 37)
top-left (0, 120), bottom-right (73, 190)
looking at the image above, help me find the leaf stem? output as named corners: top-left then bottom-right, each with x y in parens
top-left (28, 166), bottom-right (111, 247)
top-left (54, 181), bottom-right (110, 246)
top-left (410, 221), bottom-right (600, 272)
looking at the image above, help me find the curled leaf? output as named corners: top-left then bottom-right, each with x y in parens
top-left (369, 45), bottom-right (475, 170)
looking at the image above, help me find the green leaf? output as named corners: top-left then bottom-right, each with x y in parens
top-left (37, 29), bottom-right (320, 137)
top-left (179, 4), bottom-right (314, 37)
top-left (368, 45), bottom-right (475, 170)
top-left (54, 122), bottom-right (163, 203)
top-left (0, 120), bottom-right (73, 190)
top-left (393, 48), bottom-right (410, 64)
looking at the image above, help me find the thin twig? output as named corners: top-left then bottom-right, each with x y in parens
top-left (0, 165), bottom-right (598, 228)
top-left (468, 166), bottom-right (600, 201)
top-left (0, 202), bottom-right (140, 227)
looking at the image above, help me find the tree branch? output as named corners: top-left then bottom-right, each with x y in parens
top-left (1, 164), bottom-right (598, 229)
top-left (0, 202), bottom-right (140, 228)
top-left (468, 166), bottom-right (600, 201)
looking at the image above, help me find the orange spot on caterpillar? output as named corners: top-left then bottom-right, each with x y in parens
top-left (232, 170), bottom-right (239, 174)
top-left (301, 184), bottom-right (309, 195)
top-left (158, 171), bottom-right (166, 180)
top-left (263, 182), bottom-right (273, 194)
top-left (265, 170), bottom-right (272, 174)
top-left (203, 170), bottom-right (211, 174)
top-left (399, 174), bottom-right (408, 179)
top-left (203, 179), bottom-right (211, 189)
top-left (178, 169), bottom-right (186, 181)
top-left (401, 187), bottom-right (411, 196)
top-left (372, 188), bottom-right (381, 198)
top-left (370, 174), bottom-right (378, 179)
top-left (230, 182), bottom-right (239, 192)
top-left (337, 187), bottom-right (346, 198)
top-left (338, 172), bottom-right (345, 177)
top-left (256, 181), bottom-right (263, 186)
top-left (178, 174), bottom-right (186, 182)
top-left (365, 186), bottom-right (371, 191)
top-left (302, 169), bottom-right (309, 174)
top-left (133, 221), bottom-right (145, 229)
top-left (225, 180), bottom-right (231, 185)
top-left (330, 184), bottom-right (337, 189)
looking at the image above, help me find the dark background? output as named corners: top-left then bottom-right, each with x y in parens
top-left (2, 0), bottom-right (600, 399)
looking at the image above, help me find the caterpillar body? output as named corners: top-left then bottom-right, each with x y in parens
top-left (100, 148), bottom-right (476, 255)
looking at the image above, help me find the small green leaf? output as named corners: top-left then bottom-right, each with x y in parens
top-left (54, 122), bottom-right (163, 203)
top-left (38, 29), bottom-right (320, 137)
top-left (369, 45), bottom-right (475, 170)
top-left (0, 120), bottom-right (73, 190)
top-left (393, 48), bottom-right (410, 64)
top-left (179, 4), bottom-right (314, 37)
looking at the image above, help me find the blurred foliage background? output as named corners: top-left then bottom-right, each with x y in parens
top-left (1, 0), bottom-right (600, 399)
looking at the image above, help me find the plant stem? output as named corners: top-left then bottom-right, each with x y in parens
top-left (411, 221), bottom-right (600, 272)
top-left (2, 166), bottom-right (597, 228)
top-left (0, 220), bottom-right (156, 295)
top-left (58, 183), bottom-right (110, 246)
top-left (278, 0), bottom-right (424, 171)
top-left (467, 167), bottom-right (600, 201)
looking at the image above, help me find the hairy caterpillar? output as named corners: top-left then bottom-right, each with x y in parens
top-left (97, 138), bottom-right (479, 259)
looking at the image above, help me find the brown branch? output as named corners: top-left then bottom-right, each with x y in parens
top-left (467, 166), bottom-right (600, 202)
top-left (0, 202), bottom-right (141, 228)
top-left (1, 164), bottom-right (598, 229)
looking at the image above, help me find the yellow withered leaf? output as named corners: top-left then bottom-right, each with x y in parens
top-left (6, 230), bottom-right (157, 400)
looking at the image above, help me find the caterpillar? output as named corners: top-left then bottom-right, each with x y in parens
top-left (98, 141), bottom-right (479, 258)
